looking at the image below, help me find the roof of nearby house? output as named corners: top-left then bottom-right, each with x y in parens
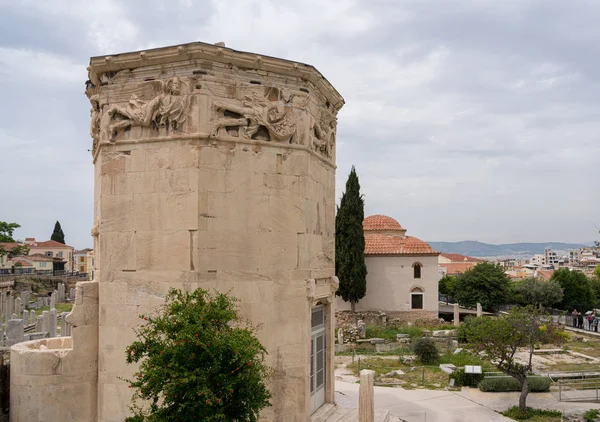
top-left (365, 234), bottom-right (438, 255)
top-left (0, 242), bottom-right (23, 250)
top-left (440, 253), bottom-right (483, 263)
top-left (363, 214), bottom-right (438, 256)
top-left (28, 240), bottom-right (73, 249)
top-left (536, 269), bottom-right (555, 281)
top-left (363, 215), bottom-right (405, 232)
top-left (11, 259), bottom-right (33, 267)
top-left (74, 248), bottom-right (93, 254)
top-left (440, 262), bottom-right (478, 275)
top-left (26, 254), bottom-right (55, 262)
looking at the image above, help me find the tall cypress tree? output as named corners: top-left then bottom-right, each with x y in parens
top-left (335, 166), bottom-right (367, 311)
top-left (51, 221), bottom-right (65, 244)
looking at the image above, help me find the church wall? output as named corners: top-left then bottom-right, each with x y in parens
top-left (336, 255), bottom-right (439, 322)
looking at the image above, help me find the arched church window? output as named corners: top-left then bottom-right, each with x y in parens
top-left (413, 262), bottom-right (422, 279)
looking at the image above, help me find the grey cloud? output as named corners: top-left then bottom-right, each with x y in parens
top-left (0, 0), bottom-right (598, 247)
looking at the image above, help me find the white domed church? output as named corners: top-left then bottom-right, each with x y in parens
top-left (336, 215), bottom-right (440, 322)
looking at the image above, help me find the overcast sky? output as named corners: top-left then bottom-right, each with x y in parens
top-left (0, 0), bottom-right (598, 249)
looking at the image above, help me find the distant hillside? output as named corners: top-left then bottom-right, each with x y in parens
top-left (427, 240), bottom-right (590, 258)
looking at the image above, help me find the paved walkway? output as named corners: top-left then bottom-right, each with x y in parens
top-left (564, 325), bottom-right (600, 338)
top-left (335, 381), bottom-right (600, 422)
top-left (335, 381), bottom-right (513, 422)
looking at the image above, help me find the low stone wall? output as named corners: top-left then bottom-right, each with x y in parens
top-left (386, 311), bottom-right (440, 326)
top-left (336, 310), bottom-right (441, 328)
top-left (336, 311), bottom-right (387, 328)
top-left (10, 281), bottom-right (98, 422)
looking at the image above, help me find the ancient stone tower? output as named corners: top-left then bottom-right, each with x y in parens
top-left (86, 42), bottom-right (343, 421)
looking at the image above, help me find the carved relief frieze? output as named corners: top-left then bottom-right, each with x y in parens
top-left (86, 64), bottom-right (339, 161)
top-left (87, 76), bottom-right (193, 154)
top-left (211, 86), bottom-right (301, 144)
top-left (100, 77), bottom-right (190, 142)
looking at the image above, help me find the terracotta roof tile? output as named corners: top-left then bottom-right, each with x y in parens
top-left (440, 262), bottom-right (478, 275)
top-left (365, 234), bottom-right (438, 256)
top-left (11, 260), bottom-right (33, 267)
top-left (440, 253), bottom-right (483, 263)
top-left (536, 269), bottom-right (555, 281)
top-left (363, 215), bottom-right (404, 232)
top-left (28, 240), bottom-right (73, 248)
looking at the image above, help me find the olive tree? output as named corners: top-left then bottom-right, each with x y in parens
top-left (465, 306), bottom-right (564, 412)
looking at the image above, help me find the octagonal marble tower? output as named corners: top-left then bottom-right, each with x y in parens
top-left (86, 41), bottom-right (343, 421)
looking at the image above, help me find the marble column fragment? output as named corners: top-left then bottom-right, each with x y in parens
top-left (359, 370), bottom-right (375, 422)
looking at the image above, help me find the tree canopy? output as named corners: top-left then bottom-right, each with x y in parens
top-left (124, 288), bottom-right (271, 422)
top-left (335, 166), bottom-right (367, 312)
top-left (465, 306), bottom-right (564, 411)
top-left (0, 221), bottom-right (20, 243)
top-left (551, 268), bottom-right (595, 311)
top-left (438, 275), bottom-right (457, 304)
top-left (51, 221), bottom-right (65, 244)
top-left (453, 262), bottom-right (510, 311)
top-left (514, 278), bottom-right (563, 308)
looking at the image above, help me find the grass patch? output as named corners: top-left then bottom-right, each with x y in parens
top-left (346, 357), bottom-right (450, 390)
top-left (365, 324), bottom-right (456, 341)
top-left (34, 303), bottom-right (73, 314)
top-left (436, 350), bottom-right (489, 367)
top-left (366, 325), bottom-right (423, 340)
top-left (501, 406), bottom-right (561, 421)
top-left (336, 347), bottom-right (413, 357)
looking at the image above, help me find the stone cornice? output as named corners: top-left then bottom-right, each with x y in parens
top-left (87, 41), bottom-right (344, 110)
top-left (93, 132), bottom-right (337, 169)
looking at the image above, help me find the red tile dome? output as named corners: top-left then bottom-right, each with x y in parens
top-left (363, 215), bottom-right (404, 232)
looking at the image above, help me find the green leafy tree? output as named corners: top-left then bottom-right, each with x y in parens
top-left (124, 288), bottom-right (272, 422)
top-left (551, 268), bottom-right (595, 311)
top-left (438, 275), bottom-right (457, 304)
top-left (589, 276), bottom-right (600, 308)
top-left (515, 278), bottom-right (563, 308)
top-left (335, 166), bottom-right (367, 312)
top-left (0, 221), bottom-right (20, 242)
top-left (453, 262), bottom-right (510, 311)
top-left (51, 221), bottom-right (65, 244)
top-left (594, 265), bottom-right (600, 281)
top-left (465, 306), bottom-right (564, 412)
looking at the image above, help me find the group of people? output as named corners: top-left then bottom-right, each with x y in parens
top-left (571, 309), bottom-right (599, 332)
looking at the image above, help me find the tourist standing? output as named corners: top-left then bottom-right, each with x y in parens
top-left (578, 312), bottom-right (584, 329)
top-left (572, 309), bottom-right (578, 327)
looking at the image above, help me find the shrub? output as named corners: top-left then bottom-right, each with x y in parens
top-left (478, 376), bottom-right (551, 393)
top-left (584, 409), bottom-right (600, 422)
top-left (412, 337), bottom-right (439, 364)
top-left (452, 369), bottom-right (484, 387)
top-left (501, 406), bottom-right (561, 420)
top-left (456, 316), bottom-right (474, 343)
top-left (123, 288), bottom-right (272, 422)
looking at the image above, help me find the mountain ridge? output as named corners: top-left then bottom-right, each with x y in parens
top-left (427, 240), bottom-right (591, 258)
